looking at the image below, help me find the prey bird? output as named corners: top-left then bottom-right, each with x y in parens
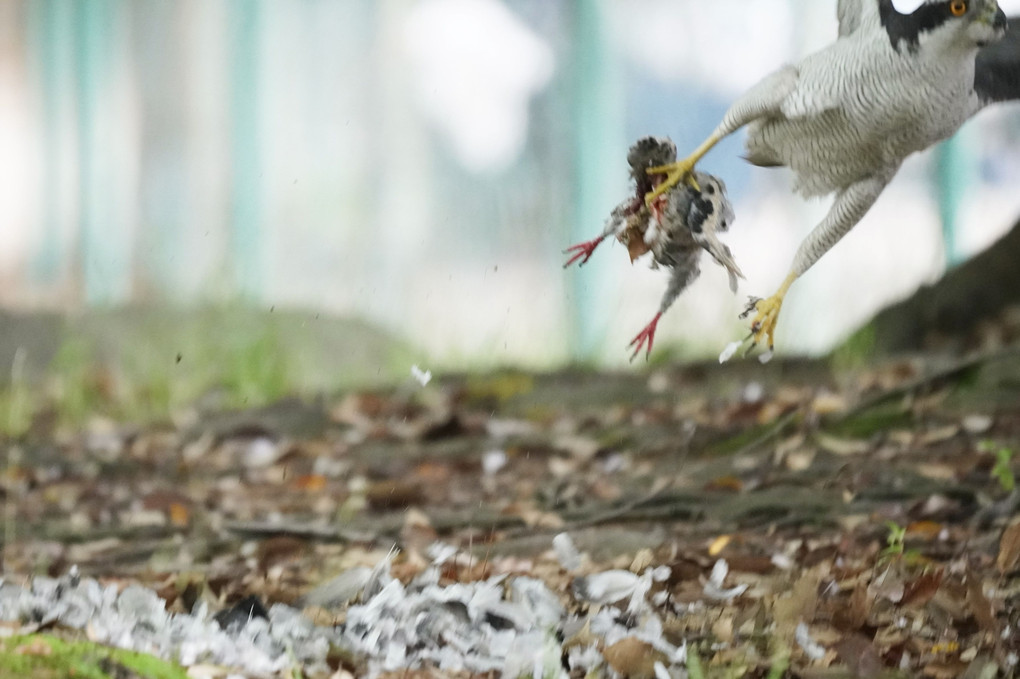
top-left (564, 137), bottom-right (742, 360)
top-left (647, 0), bottom-right (1020, 351)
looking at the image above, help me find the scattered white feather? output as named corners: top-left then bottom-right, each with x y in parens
top-left (482, 449), bottom-right (508, 475)
top-left (703, 559), bottom-right (748, 601)
top-left (410, 364), bottom-right (432, 386)
top-left (573, 570), bottom-right (641, 605)
top-left (553, 532), bottom-right (582, 572)
top-left (0, 540), bottom-right (698, 677)
top-left (719, 340), bottom-right (743, 364)
top-left (795, 622), bottom-right (826, 661)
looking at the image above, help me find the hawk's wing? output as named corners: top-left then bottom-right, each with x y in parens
top-left (975, 16), bottom-right (1020, 105)
top-left (836, 0), bottom-right (893, 38)
top-left (837, 0), bottom-right (866, 37)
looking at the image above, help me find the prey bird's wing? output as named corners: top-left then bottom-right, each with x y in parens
top-left (975, 16), bottom-right (1020, 105)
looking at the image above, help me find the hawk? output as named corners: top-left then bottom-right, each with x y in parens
top-left (647, 0), bottom-right (1019, 351)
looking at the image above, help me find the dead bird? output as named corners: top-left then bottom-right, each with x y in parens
top-left (563, 136), bottom-right (743, 360)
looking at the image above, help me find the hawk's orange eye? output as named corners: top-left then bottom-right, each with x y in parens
top-left (949, 0), bottom-right (967, 16)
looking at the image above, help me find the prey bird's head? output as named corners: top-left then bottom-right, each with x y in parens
top-left (881, 0), bottom-right (1007, 53)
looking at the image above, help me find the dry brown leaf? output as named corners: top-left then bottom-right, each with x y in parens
top-left (901, 568), bottom-right (943, 608)
top-left (291, 474), bottom-right (328, 492)
top-left (169, 502), bottom-right (190, 527)
top-left (922, 660), bottom-right (968, 679)
top-left (773, 568), bottom-right (821, 629)
top-left (365, 479), bottom-right (425, 510)
top-left (712, 615), bottom-right (734, 644)
top-left (965, 570), bottom-right (998, 637)
top-left (708, 535), bottom-right (732, 557)
top-left (704, 476), bottom-right (744, 493)
top-left (603, 637), bottom-right (667, 679)
top-left (905, 521), bottom-right (945, 541)
top-left (832, 582), bottom-right (873, 631)
top-left (996, 520), bottom-right (1020, 575)
top-left (834, 634), bottom-right (884, 679)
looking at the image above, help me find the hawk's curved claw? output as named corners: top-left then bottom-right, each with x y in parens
top-left (644, 157), bottom-right (701, 206)
top-left (741, 293), bottom-right (784, 351)
top-left (563, 236), bottom-right (606, 268)
top-left (629, 312), bottom-right (662, 362)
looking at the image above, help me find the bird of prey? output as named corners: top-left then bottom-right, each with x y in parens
top-left (646, 0), bottom-right (1019, 351)
top-left (564, 136), bottom-right (742, 360)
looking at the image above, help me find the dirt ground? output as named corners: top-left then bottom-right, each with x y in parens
top-left (3, 347), bottom-right (1020, 677)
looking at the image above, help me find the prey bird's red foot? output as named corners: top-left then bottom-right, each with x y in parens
top-left (628, 312), bottom-right (663, 362)
top-left (563, 235), bottom-right (606, 268)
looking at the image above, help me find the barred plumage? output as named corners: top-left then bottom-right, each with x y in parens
top-left (645, 0), bottom-right (1017, 352)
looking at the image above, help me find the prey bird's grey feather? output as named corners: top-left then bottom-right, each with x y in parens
top-left (562, 136), bottom-right (742, 360)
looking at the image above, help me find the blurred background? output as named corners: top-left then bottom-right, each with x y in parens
top-left (1, 0), bottom-right (1019, 384)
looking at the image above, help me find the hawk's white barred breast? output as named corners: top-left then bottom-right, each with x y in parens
top-left (744, 28), bottom-right (979, 197)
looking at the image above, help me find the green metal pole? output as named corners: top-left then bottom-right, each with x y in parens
top-left (228, 0), bottom-right (264, 300)
top-left (568, 0), bottom-right (624, 361)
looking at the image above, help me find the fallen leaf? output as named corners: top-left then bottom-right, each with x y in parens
top-left (704, 476), bottom-right (744, 492)
top-left (708, 535), bottom-right (732, 557)
top-left (169, 502), bottom-right (190, 527)
top-left (834, 634), bottom-right (884, 679)
top-left (603, 637), bottom-right (666, 679)
top-left (905, 521), bottom-right (944, 541)
top-left (965, 570), bottom-right (998, 637)
top-left (292, 474), bottom-right (328, 492)
top-left (901, 568), bottom-right (943, 608)
top-left (996, 520), bottom-right (1020, 575)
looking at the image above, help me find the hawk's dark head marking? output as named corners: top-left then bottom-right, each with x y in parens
top-left (879, 0), bottom-right (1006, 53)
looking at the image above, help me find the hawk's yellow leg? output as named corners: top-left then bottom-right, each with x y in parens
top-left (644, 131), bottom-right (723, 205)
top-left (748, 272), bottom-right (797, 349)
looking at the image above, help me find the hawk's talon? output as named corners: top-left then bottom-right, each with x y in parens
top-left (746, 292), bottom-right (785, 351)
top-left (644, 158), bottom-right (701, 207)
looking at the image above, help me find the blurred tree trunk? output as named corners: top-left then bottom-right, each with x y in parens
top-left (852, 214), bottom-right (1020, 354)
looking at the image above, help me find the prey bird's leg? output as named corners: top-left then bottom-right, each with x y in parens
top-left (629, 312), bottom-right (662, 362)
top-left (645, 65), bottom-right (799, 207)
top-left (629, 262), bottom-right (698, 362)
top-left (563, 235), bottom-right (606, 268)
top-left (744, 172), bottom-right (892, 349)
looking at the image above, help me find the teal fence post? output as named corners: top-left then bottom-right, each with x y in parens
top-left (934, 132), bottom-right (973, 268)
top-left (228, 0), bottom-right (264, 300)
top-left (73, 0), bottom-right (127, 305)
top-left (568, 0), bottom-right (624, 361)
top-left (30, 0), bottom-right (73, 288)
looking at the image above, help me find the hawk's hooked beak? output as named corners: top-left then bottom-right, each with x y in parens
top-left (975, 2), bottom-right (1007, 45)
top-left (993, 7), bottom-right (1008, 32)
top-left (981, 3), bottom-right (1008, 32)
